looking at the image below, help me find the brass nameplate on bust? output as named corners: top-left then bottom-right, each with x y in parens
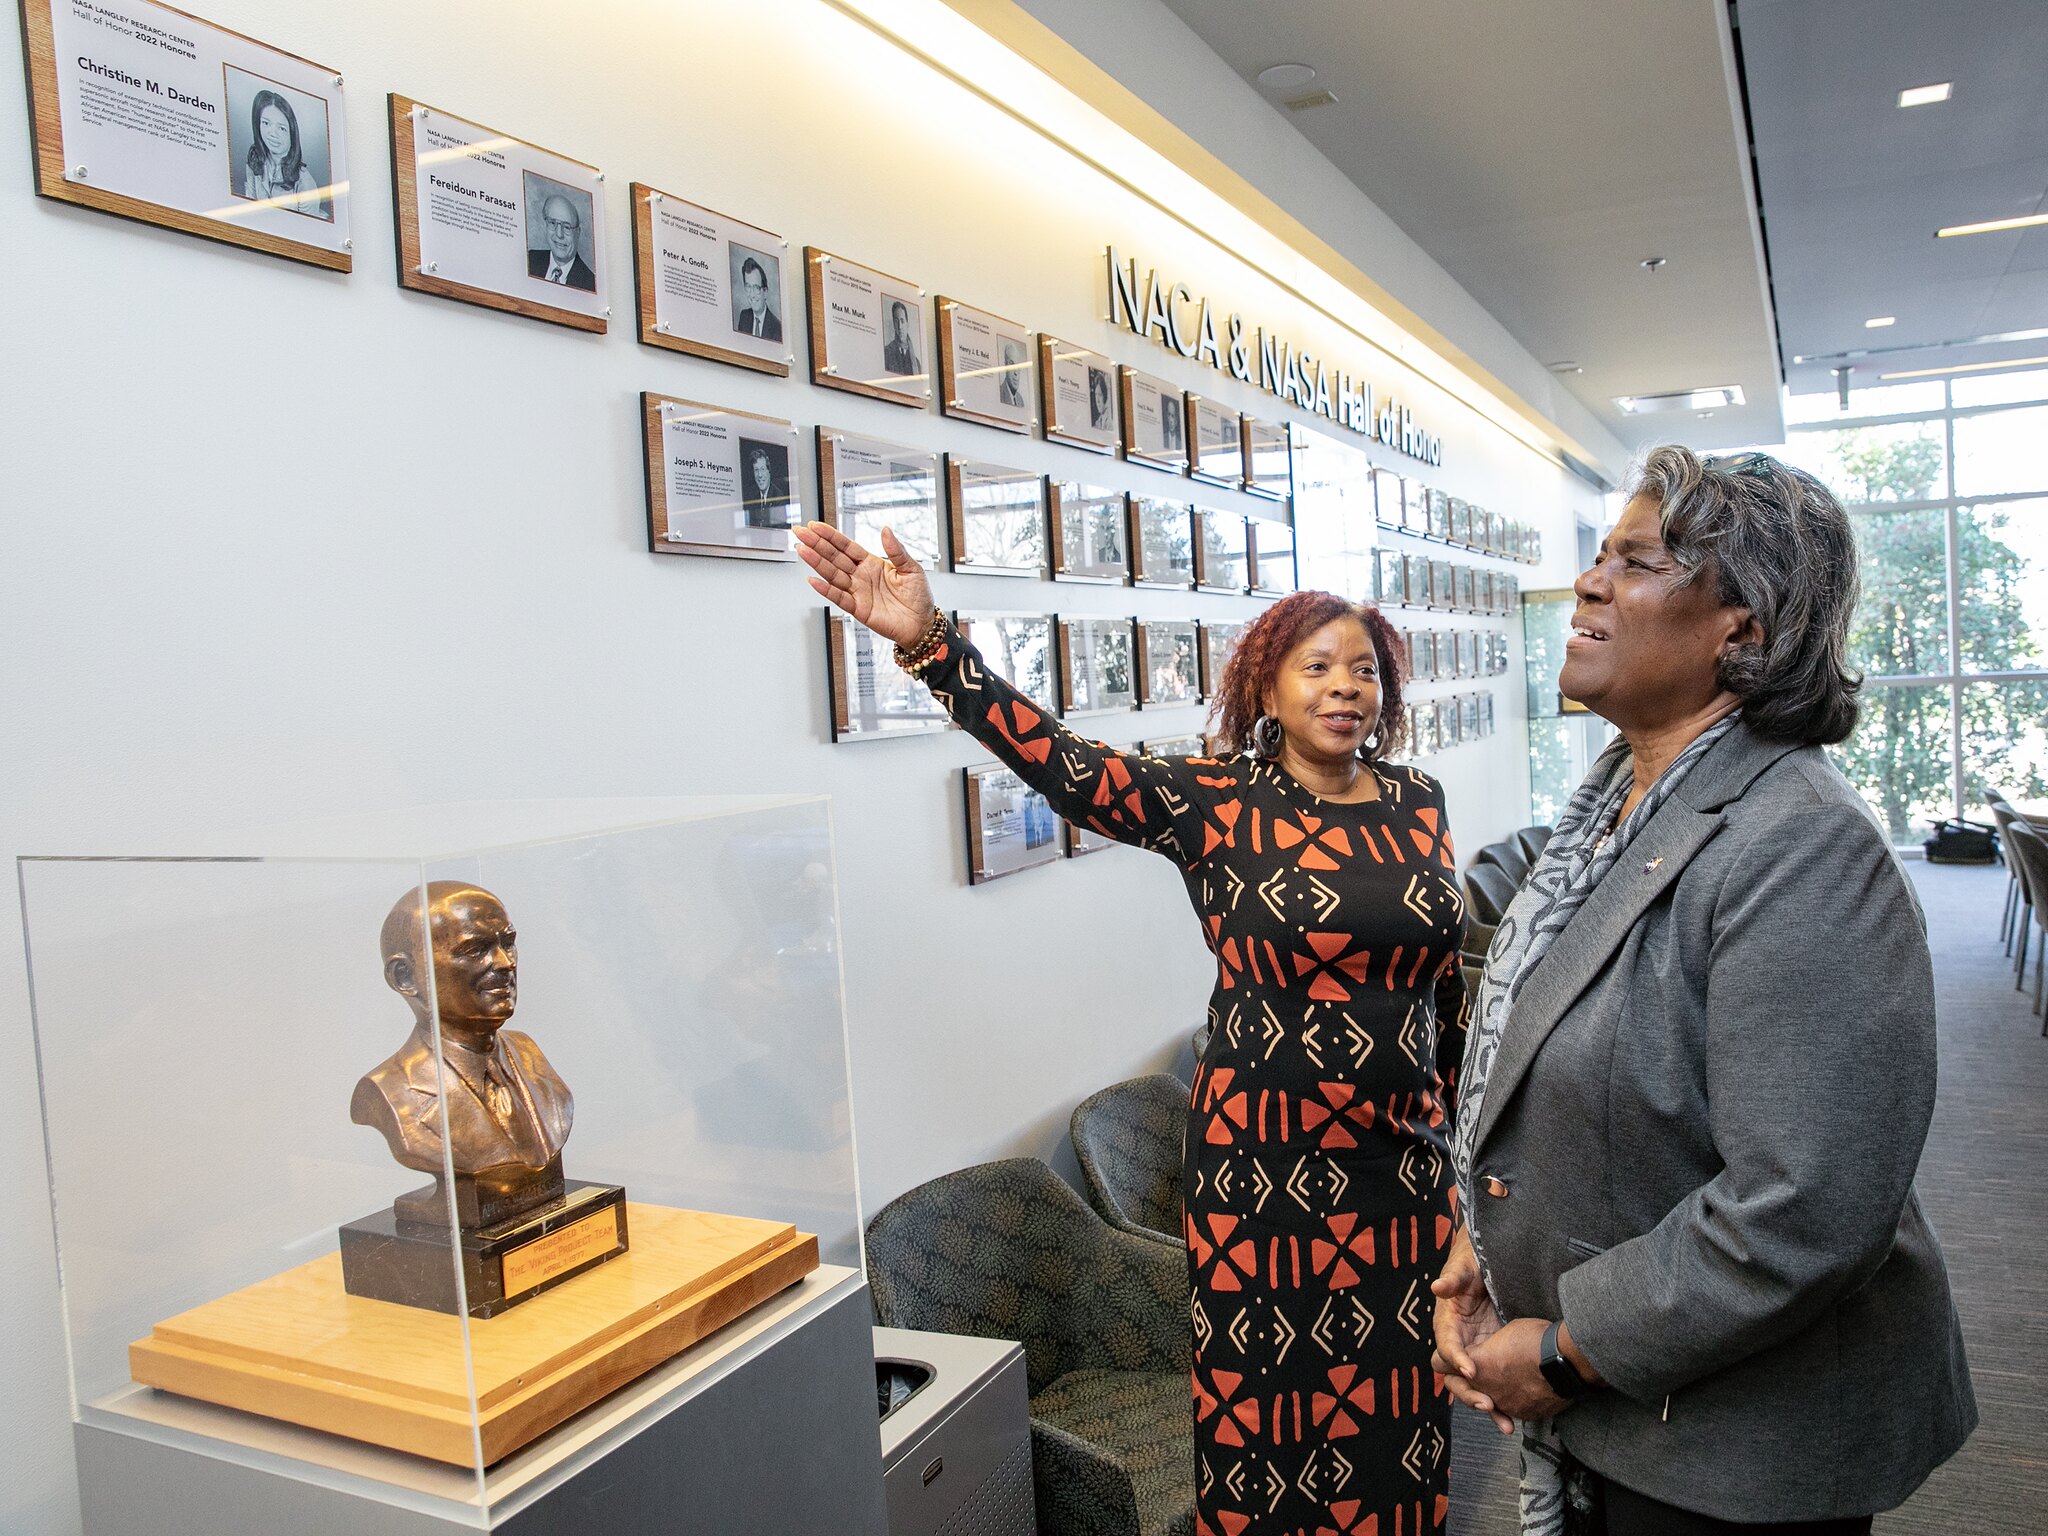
top-left (502, 1203), bottom-right (627, 1299)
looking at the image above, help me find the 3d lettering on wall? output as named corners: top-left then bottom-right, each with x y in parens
top-left (1105, 247), bottom-right (1444, 467)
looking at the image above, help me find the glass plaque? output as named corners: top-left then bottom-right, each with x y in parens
top-left (1459, 630), bottom-right (1480, 678)
top-left (633, 186), bottom-right (789, 374)
top-left (1427, 488), bottom-right (1453, 541)
top-left (1450, 499), bottom-right (1472, 547)
top-left (1059, 617), bottom-right (1137, 716)
top-left (1142, 733), bottom-right (1208, 758)
top-left (1457, 566), bottom-right (1478, 612)
top-left (825, 611), bottom-right (952, 741)
top-left (396, 97), bottom-right (607, 331)
top-left (947, 460), bottom-right (1047, 577)
top-left (1048, 482), bottom-right (1130, 583)
top-left (965, 764), bottom-right (1063, 883)
top-left (1137, 620), bottom-right (1200, 707)
top-left (1194, 509), bottom-right (1250, 594)
top-left (1064, 818), bottom-right (1121, 858)
top-left (1415, 630), bottom-right (1440, 682)
top-left (1426, 558), bottom-right (1452, 609)
top-left (1375, 547), bottom-right (1407, 606)
top-left (938, 297), bottom-right (1033, 434)
top-left (1199, 620), bottom-right (1247, 700)
top-left (1242, 415), bottom-right (1293, 501)
top-left (1188, 397), bottom-right (1245, 487)
top-left (806, 247), bottom-right (928, 407)
top-left (816, 429), bottom-right (943, 568)
top-left (1121, 365), bottom-right (1189, 471)
top-left (1462, 693), bottom-right (1481, 742)
top-left (1039, 336), bottom-right (1119, 453)
top-left (23, 0), bottom-right (352, 268)
top-left (642, 394), bottom-right (800, 560)
top-left (1130, 498), bottom-right (1195, 589)
top-left (954, 612), bottom-right (1057, 712)
top-left (1251, 516), bottom-right (1298, 596)
top-left (1374, 470), bottom-right (1406, 528)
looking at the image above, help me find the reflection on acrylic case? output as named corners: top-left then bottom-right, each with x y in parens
top-left (1059, 617), bottom-right (1137, 716)
top-left (1136, 620), bottom-right (1200, 708)
top-left (954, 612), bottom-right (1058, 713)
top-left (947, 459), bottom-right (1047, 577)
top-left (816, 429), bottom-right (943, 567)
top-left (824, 611), bottom-right (952, 741)
top-left (1199, 621), bottom-right (1247, 699)
top-left (1250, 516), bottom-right (1298, 596)
top-left (1048, 482), bottom-right (1130, 584)
top-left (1194, 510), bottom-right (1250, 594)
top-left (1130, 499), bottom-right (1195, 589)
top-left (965, 763), bottom-right (1062, 884)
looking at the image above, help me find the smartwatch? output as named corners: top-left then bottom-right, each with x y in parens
top-left (1539, 1319), bottom-right (1592, 1400)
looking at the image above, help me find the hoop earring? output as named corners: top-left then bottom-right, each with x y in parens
top-left (1252, 715), bottom-right (1283, 759)
top-left (1356, 732), bottom-right (1380, 760)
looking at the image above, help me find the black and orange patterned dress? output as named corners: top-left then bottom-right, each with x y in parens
top-left (922, 622), bottom-right (1468, 1536)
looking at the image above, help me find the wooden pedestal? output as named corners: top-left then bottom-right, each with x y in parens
top-left (129, 1204), bottom-right (817, 1466)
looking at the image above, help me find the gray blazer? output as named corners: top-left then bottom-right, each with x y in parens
top-left (1468, 723), bottom-right (1974, 1521)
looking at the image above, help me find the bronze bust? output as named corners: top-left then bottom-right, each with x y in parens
top-left (353, 882), bottom-right (573, 1229)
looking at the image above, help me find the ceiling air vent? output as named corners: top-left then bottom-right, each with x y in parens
top-left (1284, 90), bottom-right (1340, 111)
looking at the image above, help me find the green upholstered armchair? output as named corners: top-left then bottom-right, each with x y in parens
top-left (865, 1158), bottom-right (1195, 1536)
top-left (1069, 1074), bottom-right (1187, 1247)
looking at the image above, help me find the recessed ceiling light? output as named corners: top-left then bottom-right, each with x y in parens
top-left (1897, 82), bottom-right (1952, 107)
top-left (1880, 354), bottom-right (2048, 380)
top-left (1257, 63), bottom-right (1317, 93)
top-left (1615, 386), bottom-right (1745, 415)
top-left (1865, 316), bottom-right (1896, 328)
top-left (1937, 211), bottom-right (2048, 238)
top-left (1546, 361), bottom-right (1583, 374)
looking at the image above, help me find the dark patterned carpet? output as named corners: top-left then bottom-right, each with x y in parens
top-left (1448, 859), bottom-right (2048, 1533)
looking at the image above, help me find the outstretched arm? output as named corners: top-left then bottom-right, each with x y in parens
top-left (796, 522), bottom-right (1219, 862)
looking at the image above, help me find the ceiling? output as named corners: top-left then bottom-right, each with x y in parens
top-left (1735, 0), bottom-right (2048, 403)
top-left (1153, 0), bottom-right (1786, 451)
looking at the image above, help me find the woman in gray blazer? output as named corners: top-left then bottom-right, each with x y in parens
top-left (1431, 447), bottom-right (1974, 1534)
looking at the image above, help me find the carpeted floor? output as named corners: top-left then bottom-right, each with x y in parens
top-left (1447, 858), bottom-right (2048, 1533)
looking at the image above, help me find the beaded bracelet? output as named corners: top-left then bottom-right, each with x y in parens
top-left (893, 606), bottom-right (949, 676)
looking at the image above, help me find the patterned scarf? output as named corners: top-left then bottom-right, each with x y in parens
top-left (1451, 710), bottom-right (1739, 1534)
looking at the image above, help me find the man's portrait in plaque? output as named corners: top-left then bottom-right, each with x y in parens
top-left (224, 67), bottom-right (333, 220)
top-left (729, 244), bottom-right (783, 341)
top-left (883, 299), bottom-right (921, 376)
top-left (1158, 389), bottom-right (1185, 454)
top-left (1088, 367), bottom-right (1114, 431)
top-left (998, 341), bottom-right (1027, 407)
top-left (523, 172), bottom-right (598, 291)
top-left (739, 437), bottom-right (795, 528)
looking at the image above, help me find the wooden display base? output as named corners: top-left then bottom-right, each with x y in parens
top-left (129, 1204), bottom-right (817, 1466)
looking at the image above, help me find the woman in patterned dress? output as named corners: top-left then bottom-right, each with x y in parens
top-left (798, 523), bottom-right (1469, 1536)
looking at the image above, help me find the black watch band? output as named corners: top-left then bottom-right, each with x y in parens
top-left (1539, 1319), bottom-right (1591, 1400)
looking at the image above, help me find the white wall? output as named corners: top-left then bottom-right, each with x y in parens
top-left (0, 0), bottom-right (1594, 1527)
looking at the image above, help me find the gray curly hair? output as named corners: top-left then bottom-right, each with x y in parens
top-left (1627, 445), bottom-right (1862, 745)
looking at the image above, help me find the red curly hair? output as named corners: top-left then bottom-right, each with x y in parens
top-left (1208, 591), bottom-right (1407, 762)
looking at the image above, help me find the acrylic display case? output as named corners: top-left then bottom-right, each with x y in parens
top-left (22, 797), bottom-right (882, 1533)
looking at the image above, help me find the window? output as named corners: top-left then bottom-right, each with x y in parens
top-left (1752, 368), bottom-right (2048, 843)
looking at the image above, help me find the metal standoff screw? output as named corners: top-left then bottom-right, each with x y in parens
top-left (603, 306), bottom-right (612, 317)
top-left (596, 171), bottom-right (605, 183)
top-left (427, 261), bottom-right (438, 273)
top-left (343, 239), bottom-right (353, 250)
top-left (651, 192), bottom-right (662, 205)
top-left (924, 388), bottom-right (934, 399)
top-left (823, 364), bottom-right (839, 375)
top-left (657, 321), bottom-right (668, 332)
top-left (784, 354), bottom-right (794, 366)
top-left (73, 165), bottom-right (87, 178)
top-left (332, 74), bottom-right (343, 87)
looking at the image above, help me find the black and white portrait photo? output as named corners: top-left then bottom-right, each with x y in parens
top-left (224, 66), bottom-right (333, 221)
top-left (1158, 389), bottom-right (1185, 453)
top-left (522, 171), bottom-right (598, 291)
top-left (998, 340), bottom-right (1026, 408)
top-left (883, 298), bottom-right (921, 376)
top-left (739, 437), bottom-right (794, 528)
top-left (729, 242), bottom-right (782, 341)
top-left (1087, 365), bottom-right (1114, 431)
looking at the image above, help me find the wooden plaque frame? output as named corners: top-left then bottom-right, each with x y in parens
top-left (1186, 395), bottom-right (1245, 488)
top-left (936, 297), bottom-right (1034, 434)
top-left (389, 95), bottom-right (605, 333)
top-left (1248, 517), bottom-right (1298, 597)
top-left (1135, 619), bottom-right (1200, 708)
top-left (1129, 498), bottom-right (1195, 591)
top-left (1192, 508), bottom-right (1250, 595)
top-left (1120, 365), bottom-right (1190, 473)
top-left (1057, 616), bottom-right (1136, 717)
top-left (1038, 335), bottom-right (1120, 454)
top-left (630, 183), bottom-right (790, 375)
top-left (806, 246), bottom-right (929, 408)
top-left (964, 763), bottom-right (1063, 885)
top-left (947, 458), bottom-right (1047, 578)
top-left (816, 427), bottom-right (945, 568)
top-left (1240, 414), bottom-right (1293, 501)
top-left (823, 609), bottom-right (952, 743)
top-left (641, 391), bottom-right (801, 561)
top-left (18, 0), bottom-right (351, 271)
top-left (1047, 482), bottom-right (1130, 584)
